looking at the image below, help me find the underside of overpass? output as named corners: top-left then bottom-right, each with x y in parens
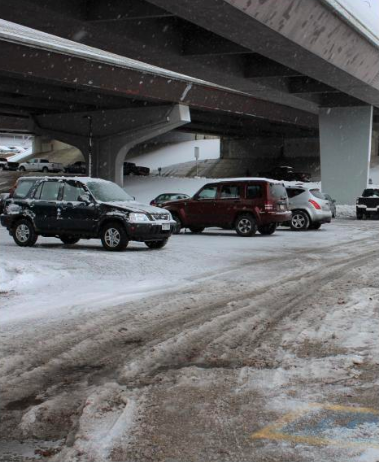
top-left (0, 0), bottom-right (379, 201)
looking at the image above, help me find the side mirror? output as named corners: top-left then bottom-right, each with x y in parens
top-left (78, 193), bottom-right (91, 204)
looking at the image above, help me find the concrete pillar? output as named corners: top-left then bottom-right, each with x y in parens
top-left (319, 106), bottom-right (373, 204)
top-left (90, 105), bottom-right (191, 185)
top-left (32, 135), bottom-right (53, 154)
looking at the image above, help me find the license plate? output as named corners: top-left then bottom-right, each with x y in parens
top-left (162, 223), bottom-right (170, 231)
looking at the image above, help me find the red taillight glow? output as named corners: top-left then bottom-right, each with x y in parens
top-left (309, 199), bottom-right (321, 210)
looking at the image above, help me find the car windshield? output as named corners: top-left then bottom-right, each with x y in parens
top-left (362, 189), bottom-right (379, 197)
top-left (86, 181), bottom-right (134, 202)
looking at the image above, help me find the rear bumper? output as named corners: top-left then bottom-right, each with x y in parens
top-left (259, 211), bottom-right (292, 224)
top-left (309, 210), bottom-right (332, 224)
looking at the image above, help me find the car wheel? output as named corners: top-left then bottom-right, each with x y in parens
top-left (235, 214), bottom-right (257, 237)
top-left (257, 223), bottom-right (277, 235)
top-left (145, 239), bottom-right (168, 249)
top-left (42, 167), bottom-right (48, 173)
top-left (12, 219), bottom-right (38, 247)
top-left (290, 211), bottom-right (310, 231)
top-left (356, 212), bottom-right (363, 220)
top-left (19, 166), bottom-right (26, 172)
top-left (60, 236), bottom-right (80, 245)
top-left (189, 227), bottom-right (205, 234)
top-left (310, 222), bottom-right (322, 230)
top-left (101, 222), bottom-right (129, 251)
top-left (172, 215), bottom-right (182, 234)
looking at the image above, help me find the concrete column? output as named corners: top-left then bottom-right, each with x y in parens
top-left (319, 106), bottom-right (373, 204)
top-left (91, 104), bottom-right (191, 185)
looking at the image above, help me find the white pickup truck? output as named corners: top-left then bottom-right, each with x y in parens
top-left (18, 158), bottom-right (63, 173)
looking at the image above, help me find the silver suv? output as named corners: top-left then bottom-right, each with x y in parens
top-left (285, 187), bottom-right (332, 230)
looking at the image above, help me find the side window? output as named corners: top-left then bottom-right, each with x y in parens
top-left (39, 181), bottom-right (61, 201)
top-left (13, 180), bottom-right (37, 199)
top-left (286, 188), bottom-right (304, 199)
top-left (246, 185), bottom-right (263, 199)
top-left (220, 185), bottom-right (240, 199)
top-left (63, 182), bottom-right (86, 201)
top-left (197, 185), bottom-right (218, 200)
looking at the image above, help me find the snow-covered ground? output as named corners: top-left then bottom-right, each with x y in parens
top-left (1, 176), bottom-right (379, 462)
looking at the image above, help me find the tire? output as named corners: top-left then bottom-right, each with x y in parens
top-left (19, 166), bottom-right (26, 172)
top-left (258, 223), bottom-right (277, 235)
top-left (42, 167), bottom-right (48, 173)
top-left (310, 222), bottom-right (322, 230)
top-left (60, 236), bottom-right (80, 245)
top-left (101, 222), bottom-right (129, 251)
top-left (145, 239), bottom-right (168, 249)
top-left (172, 215), bottom-right (182, 234)
top-left (356, 212), bottom-right (363, 220)
top-left (290, 210), bottom-right (310, 231)
top-left (189, 227), bottom-right (205, 234)
top-left (12, 219), bottom-right (38, 247)
top-left (235, 214), bottom-right (257, 237)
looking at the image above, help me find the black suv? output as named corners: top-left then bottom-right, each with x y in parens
top-left (0, 177), bottom-right (175, 251)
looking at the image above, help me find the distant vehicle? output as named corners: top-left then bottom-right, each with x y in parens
top-left (0, 146), bottom-right (21, 155)
top-left (323, 193), bottom-right (336, 218)
top-left (0, 157), bottom-right (7, 170)
top-left (259, 165), bottom-right (311, 182)
top-left (0, 193), bottom-right (10, 214)
top-left (124, 162), bottom-right (150, 176)
top-left (18, 158), bottom-right (63, 173)
top-left (150, 193), bottom-right (190, 207)
top-left (64, 161), bottom-right (86, 174)
top-left (285, 186), bottom-right (332, 230)
top-left (3, 160), bottom-right (19, 171)
top-left (356, 188), bottom-right (379, 219)
top-left (1, 177), bottom-right (175, 251)
top-left (164, 178), bottom-right (291, 236)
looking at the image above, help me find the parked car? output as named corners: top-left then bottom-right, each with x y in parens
top-left (64, 161), bottom-right (86, 174)
top-left (124, 162), bottom-right (150, 176)
top-left (0, 157), bottom-right (8, 170)
top-left (323, 193), bottom-right (336, 218)
top-left (164, 178), bottom-right (291, 236)
top-left (3, 160), bottom-right (19, 171)
top-left (259, 165), bottom-right (311, 182)
top-left (150, 193), bottom-right (190, 207)
top-left (0, 177), bottom-right (175, 251)
top-left (18, 158), bottom-right (63, 173)
top-left (0, 193), bottom-right (10, 214)
top-left (285, 186), bottom-right (332, 230)
top-left (356, 187), bottom-right (379, 219)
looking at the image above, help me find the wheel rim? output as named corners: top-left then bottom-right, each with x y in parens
top-left (238, 218), bottom-right (252, 234)
top-left (16, 224), bottom-right (30, 243)
top-left (104, 228), bottom-right (121, 247)
top-left (292, 214), bottom-right (306, 229)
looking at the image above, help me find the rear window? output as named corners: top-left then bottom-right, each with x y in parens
top-left (310, 189), bottom-right (325, 200)
top-left (270, 183), bottom-right (287, 199)
top-left (13, 180), bottom-right (37, 199)
top-left (362, 189), bottom-right (379, 197)
top-left (286, 188), bottom-right (305, 199)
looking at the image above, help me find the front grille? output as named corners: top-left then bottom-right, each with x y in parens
top-left (151, 213), bottom-right (170, 221)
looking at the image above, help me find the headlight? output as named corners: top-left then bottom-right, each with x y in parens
top-left (129, 212), bottom-right (150, 222)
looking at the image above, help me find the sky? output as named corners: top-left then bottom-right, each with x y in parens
top-left (336, 0), bottom-right (379, 39)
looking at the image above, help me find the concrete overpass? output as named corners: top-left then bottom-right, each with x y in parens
top-left (0, 0), bottom-right (379, 201)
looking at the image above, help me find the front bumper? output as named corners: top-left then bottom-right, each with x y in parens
top-left (126, 220), bottom-right (176, 241)
top-left (356, 205), bottom-right (379, 213)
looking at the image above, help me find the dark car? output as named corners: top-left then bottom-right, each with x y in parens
top-left (1, 177), bottom-right (175, 251)
top-left (64, 161), bottom-right (86, 174)
top-left (124, 162), bottom-right (150, 176)
top-left (0, 157), bottom-right (8, 170)
top-left (356, 188), bottom-right (379, 219)
top-left (0, 192), bottom-right (10, 214)
top-left (259, 165), bottom-right (311, 182)
top-left (150, 193), bottom-right (190, 207)
top-left (3, 160), bottom-right (19, 171)
top-left (164, 179), bottom-right (291, 236)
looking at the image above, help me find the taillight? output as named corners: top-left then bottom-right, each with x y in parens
top-left (264, 202), bottom-right (274, 211)
top-left (309, 199), bottom-right (321, 210)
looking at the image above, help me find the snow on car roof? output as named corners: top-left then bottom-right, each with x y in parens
top-left (205, 177), bottom-right (284, 185)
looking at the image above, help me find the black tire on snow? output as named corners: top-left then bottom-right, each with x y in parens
top-left (145, 239), bottom-right (168, 249)
top-left (290, 210), bottom-right (310, 231)
top-left (60, 236), bottom-right (80, 245)
top-left (172, 215), bottom-right (182, 234)
top-left (189, 227), bottom-right (205, 234)
top-left (12, 219), bottom-right (38, 247)
top-left (235, 214), bottom-right (257, 237)
top-left (101, 222), bottom-right (129, 251)
top-left (257, 223), bottom-right (277, 235)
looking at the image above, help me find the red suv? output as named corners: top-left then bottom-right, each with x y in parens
top-left (164, 179), bottom-right (291, 236)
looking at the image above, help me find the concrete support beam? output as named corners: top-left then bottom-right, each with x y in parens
top-left (319, 106), bottom-right (373, 204)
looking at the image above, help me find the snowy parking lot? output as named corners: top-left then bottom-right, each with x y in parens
top-left (2, 212), bottom-right (379, 461)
